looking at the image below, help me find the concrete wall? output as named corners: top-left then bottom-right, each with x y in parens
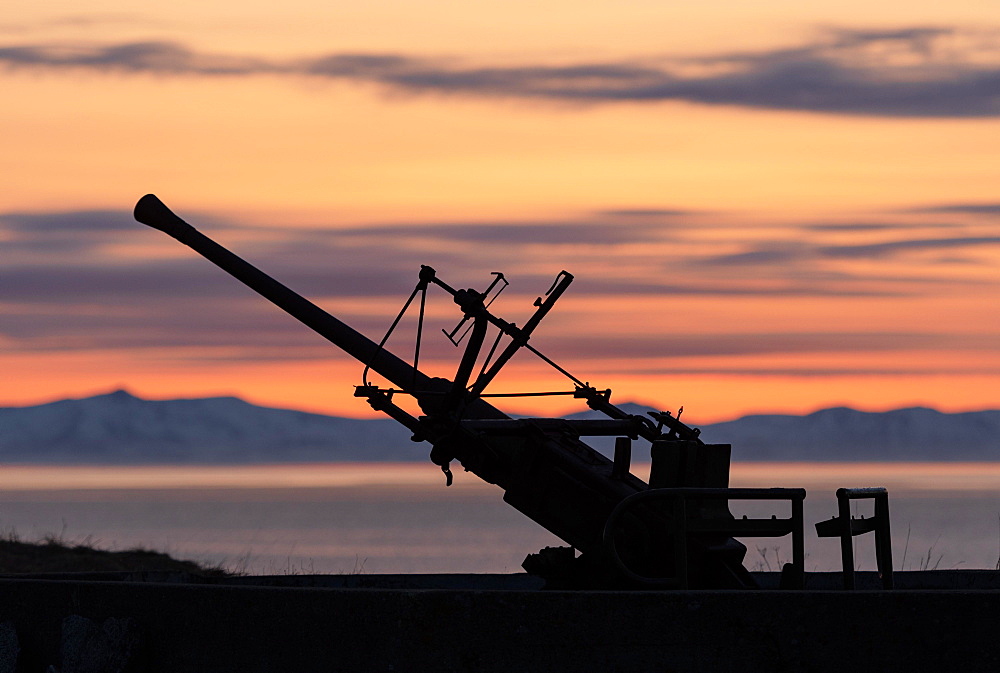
top-left (1, 577), bottom-right (998, 672)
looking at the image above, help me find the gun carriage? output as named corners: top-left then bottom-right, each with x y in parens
top-left (135, 194), bottom-right (824, 590)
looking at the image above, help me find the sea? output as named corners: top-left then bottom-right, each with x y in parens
top-left (1, 462), bottom-right (998, 575)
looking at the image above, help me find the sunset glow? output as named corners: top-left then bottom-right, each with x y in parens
top-left (4, 3), bottom-right (999, 422)
top-left (7, 462), bottom-right (1000, 494)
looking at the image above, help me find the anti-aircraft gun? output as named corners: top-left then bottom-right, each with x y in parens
top-left (134, 194), bottom-right (800, 590)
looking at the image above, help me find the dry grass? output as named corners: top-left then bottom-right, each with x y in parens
top-left (0, 529), bottom-right (229, 576)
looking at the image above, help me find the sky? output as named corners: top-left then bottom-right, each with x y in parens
top-left (3, 2), bottom-right (1000, 423)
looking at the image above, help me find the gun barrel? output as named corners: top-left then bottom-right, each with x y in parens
top-left (134, 194), bottom-right (463, 405)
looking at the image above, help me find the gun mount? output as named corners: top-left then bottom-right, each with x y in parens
top-left (134, 194), bottom-right (757, 589)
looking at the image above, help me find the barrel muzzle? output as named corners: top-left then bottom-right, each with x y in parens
top-left (134, 194), bottom-right (195, 241)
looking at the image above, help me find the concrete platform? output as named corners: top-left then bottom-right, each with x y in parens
top-left (1, 572), bottom-right (999, 672)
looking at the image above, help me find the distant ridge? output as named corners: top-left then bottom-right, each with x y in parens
top-left (1, 391), bottom-right (997, 464)
top-left (0, 389), bottom-right (413, 464)
top-left (701, 406), bottom-right (1000, 461)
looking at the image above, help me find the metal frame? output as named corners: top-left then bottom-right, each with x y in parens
top-left (603, 487), bottom-right (807, 589)
top-left (816, 487), bottom-right (893, 590)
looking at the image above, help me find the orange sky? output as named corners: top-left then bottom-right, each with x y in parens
top-left (3, 3), bottom-right (999, 422)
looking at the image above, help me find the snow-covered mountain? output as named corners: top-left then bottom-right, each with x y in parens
top-left (0, 389), bottom-right (414, 464)
top-left (1, 390), bottom-right (997, 464)
top-left (701, 406), bottom-right (1000, 461)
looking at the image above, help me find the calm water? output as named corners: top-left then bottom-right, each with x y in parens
top-left (1, 462), bottom-right (998, 574)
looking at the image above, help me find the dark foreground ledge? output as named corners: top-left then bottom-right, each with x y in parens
top-left (1, 572), bottom-right (999, 672)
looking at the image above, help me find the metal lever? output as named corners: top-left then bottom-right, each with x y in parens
top-left (442, 272), bottom-right (507, 346)
top-left (467, 270), bottom-right (574, 396)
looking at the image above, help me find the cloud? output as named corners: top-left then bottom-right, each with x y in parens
top-left (0, 14), bottom-right (152, 35)
top-left (542, 332), bottom-right (998, 360)
top-left (597, 209), bottom-right (693, 218)
top-left (1, 208), bottom-right (241, 256)
top-left (0, 41), bottom-right (268, 75)
top-left (802, 222), bottom-right (938, 232)
top-left (905, 203), bottom-right (1000, 215)
top-left (1, 259), bottom-right (408, 356)
top-left (2, 209), bottom-right (140, 255)
top-left (619, 366), bottom-right (1000, 377)
top-left (4, 205), bottom-right (999, 359)
top-left (818, 237), bottom-right (1000, 259)
top-left (703, 235), bottom-right (1000, 266)
top-left (6, 204), bottom-right (995, 331)
top-left (2, 207), bottom-right (630, 357)
top-left (2, 209), bottom-right (138, 232)
top-left (4, 262), bottom-right (260, 302)
top-left (329, 220), bottom-right (668, 246)
top-left (3, 27), bottom-right (1000, 116)
top-left (569, 277), bottom-right (902, 298)
top-left (4, 205), bottom-right (678, 291)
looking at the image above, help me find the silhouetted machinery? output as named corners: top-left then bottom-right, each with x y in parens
top-left (135, 194), bottom-right (815, 589)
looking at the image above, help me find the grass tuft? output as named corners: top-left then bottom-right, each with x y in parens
top-left (0, 528), bottom-right (230, 576)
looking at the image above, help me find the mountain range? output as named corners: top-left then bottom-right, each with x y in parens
top-left (1, 389), bottom-right (997, 464)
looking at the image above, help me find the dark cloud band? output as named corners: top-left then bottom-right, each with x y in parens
top-left (4, 203), bottom-right (998, 363)
top-left (2, 27), bottom-right (999, 117)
